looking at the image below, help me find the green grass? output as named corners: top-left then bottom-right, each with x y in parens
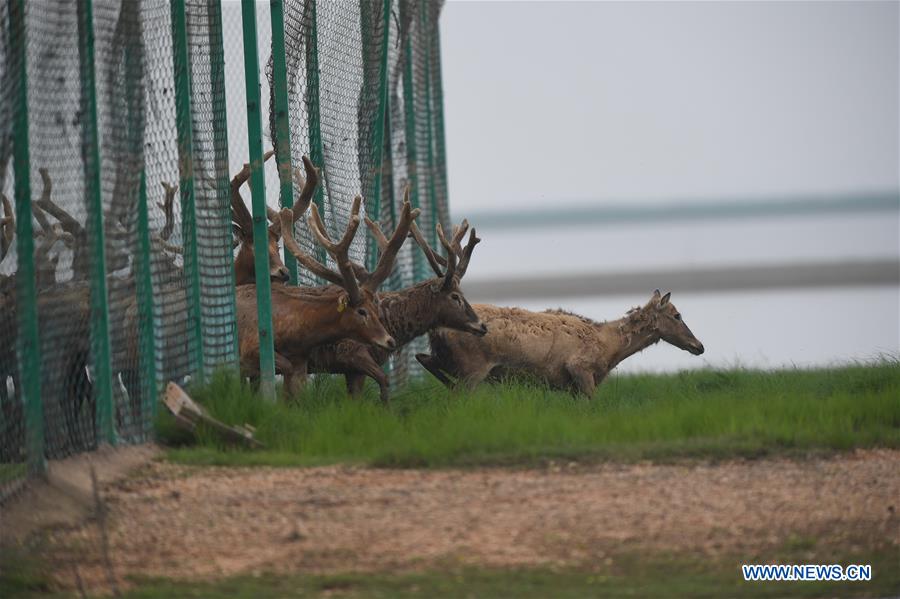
top-left (7, 548), bottom-right (899, 598)
top-left (159, 360), bottom-right (900, 468)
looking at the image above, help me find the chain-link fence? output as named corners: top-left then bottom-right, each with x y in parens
top-left (0, 0), bottom-right (449, 501)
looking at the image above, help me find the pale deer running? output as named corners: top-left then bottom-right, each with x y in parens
top-left (417, 290), bottom-right (705, 396)
top-left (307, 197), bottom-right (486, 402)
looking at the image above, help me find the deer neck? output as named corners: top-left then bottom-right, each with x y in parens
top-left (604, 313), bottom-right (661, 370)
top-left (377, 279), bottom-right (443, 347)
top-left (273, 287), bottom-right (350, 351)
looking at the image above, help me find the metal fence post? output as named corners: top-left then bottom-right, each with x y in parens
top-left (9, 0), bottom-right (44, 472)
top-left (360, 0), bottom-right (392, 273)
top-left (170, 0), bottom-right (206, 383)
top-left (207, 0), bottom-right (242, 370)
top-left (135, 170), bottom-right (158, 436)
top-left (77, 0), bottom-right (115, 444)
top-left (270, 0), bottom-right (298, 285)
top-left (401, 2), bottom-right (425, 281)
top-left (305, 0), bottom-right (327, 267)
top-left (241, 0), bottom-right (277, 399)
top-left (427, 5), bottom-right (450, 231)
top-left (418, 0), bottom-right (439, 242)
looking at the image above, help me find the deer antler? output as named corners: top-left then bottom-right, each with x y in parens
top-left (158, 182), bottom-right (177, 241)
top-left (231, 149), bottom-right (276, 242)
top-left (435, 220), bottom-right (469, 284)
top-left (408, 218), bottom-right (445, 276)
top-left (454, 227), bottom-right (481, 279)
top-left (35, 168), bottom-right (84, 240)
top-left (267, 155), bottom-right (320, 237)
top-left (279, 208), bottom-right (343, 286)
top-left (361, 189), bottom-right (420, 291)
top-left (408, 208), bottom-right (479, 284)
top-left (0, 188), bottom-right (13, 263)
top-left (307, 197), bottom-right (363, 306)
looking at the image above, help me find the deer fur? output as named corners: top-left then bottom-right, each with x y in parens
top-left (417, 290), bottom-right (705, 397)
top-left (231, 150), bottom-right (319, 285)
top-left (308, 209), bottom-right (486, 402)
top-left (235, 195), bottom-right (418, 396)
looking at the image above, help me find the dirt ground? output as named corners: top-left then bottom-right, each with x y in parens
top-left (25, 448), bottom-right (898, 593)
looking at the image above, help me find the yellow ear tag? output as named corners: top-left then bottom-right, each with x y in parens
top-left (337, 295), bottom-right (348, 312)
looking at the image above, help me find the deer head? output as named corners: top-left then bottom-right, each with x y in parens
top-left (642, 290), bottom-right (704, 355)
top-left (407, 206), bottom-right (487, 337)
top-left (279, 196), bottom-right (397, 352)
top-left (231, 151), bottom-right (320, 285)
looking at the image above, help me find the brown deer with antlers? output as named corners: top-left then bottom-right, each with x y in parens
top-left (307, 197), bottom-right (486, 402)
top-left (236, 195), bottom-right (419, 396)
top-left (418, 290), bottom-right (705, 396)
top-left (231, 150), bottom-right (319, 285)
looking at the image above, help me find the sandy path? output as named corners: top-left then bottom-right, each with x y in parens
top-left (47, 449), bottom-right (900, 589)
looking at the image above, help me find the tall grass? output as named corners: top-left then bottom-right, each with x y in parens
top-left (159, 360), bottom-right (900, 467)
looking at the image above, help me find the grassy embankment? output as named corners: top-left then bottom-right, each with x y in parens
top-left (159, 359), bottom-right (900, 468)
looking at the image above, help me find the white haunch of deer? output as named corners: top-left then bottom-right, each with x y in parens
top-left (417, 290), bottom-right (705, 397)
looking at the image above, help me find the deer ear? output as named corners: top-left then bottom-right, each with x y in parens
top-left (336, 292), bottom-right (349, 313)
top-left (232, 223), bottom-right (244, 240)
top-left (659, 292), bottom-right (671, 307)
top-left (651, 289), bottom-right (661, 302)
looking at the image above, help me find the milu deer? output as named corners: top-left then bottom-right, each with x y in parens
top-left (231, 150), bottom-right (319, 285)
top-left (236, 195), bottom-right (412, 396)
top-left (307, 202), bottom-right (486, 402)
top-left (417, 290), bottom-right (705, 396)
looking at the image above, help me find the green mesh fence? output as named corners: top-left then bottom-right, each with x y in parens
top-left (0, 0), bottom-right (449, 501)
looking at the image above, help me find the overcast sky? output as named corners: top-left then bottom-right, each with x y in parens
top-left (440, 1), bottom-right (899, 213)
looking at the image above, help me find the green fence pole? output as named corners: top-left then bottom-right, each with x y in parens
top-left (401, 3), bottom-right (425, 281)
top-left (9, 0), bottom-right (44, 472)
top-left (359, 0), bottom-right (392, 272)
top-left (305, 0), bottom-right (327, 267)
top-left (135, 170), bottom-right (157, 437)
top-left (77, 0), bottom-right (115, 444)
top-left (418, 0), bottom-right (439, 244)
top-left (428, 5), bottom-right (449, 231)
top-left (207, 0), bottom-right (241, 369)
top-left (170, 0), bottom-right (205, 383)
top-left (241, 0), bottom-right (277, 400)
top-left (270, 0), bottom-right (298, 285)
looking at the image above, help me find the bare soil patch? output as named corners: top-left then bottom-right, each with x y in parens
top-left (40, 449), bottom-right (900, 592)
top-left (1, 444), bottom-right (160, 546)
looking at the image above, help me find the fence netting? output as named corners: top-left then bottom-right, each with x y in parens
top-left (0, 0), bottom-right (449, 501)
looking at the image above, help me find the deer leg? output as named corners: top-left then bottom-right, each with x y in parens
top-left (592, 368), bottom-right (610, 391)
top-left (565, 364), bottom-right (596, 398)
top-left (344, 350), bottom-right (390, 402)
top-left (415, 353), bottom-right (455, 388)
top-left (274, 352), bottom-right (296, 399)
top-left (345, 373), bottom-right (366, 397)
